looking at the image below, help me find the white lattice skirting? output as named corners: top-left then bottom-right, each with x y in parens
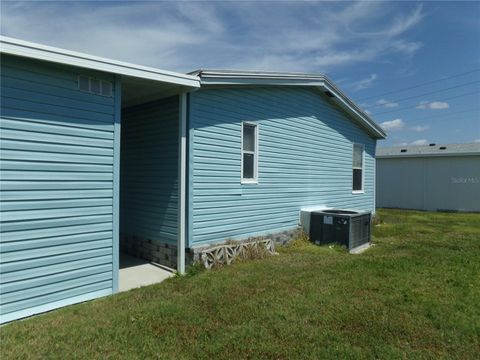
top-left (200, 239), bottom-right (276, 269)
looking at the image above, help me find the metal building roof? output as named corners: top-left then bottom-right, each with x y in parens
top-left (376, 142), bottom-right (480, 158)
top-left (189, 69), bottom-right (387, 139)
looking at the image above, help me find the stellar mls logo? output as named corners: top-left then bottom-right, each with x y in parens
top-left (451, 177), bottom-right (479, 184)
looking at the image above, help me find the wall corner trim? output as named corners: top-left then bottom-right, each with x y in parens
top-left (177, 92), bottom-right (187, 274)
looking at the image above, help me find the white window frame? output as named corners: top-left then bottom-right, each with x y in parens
top-left (241, 122), bottom-right (259, 184)
top-left (352, 143), bottom-right (365, 194)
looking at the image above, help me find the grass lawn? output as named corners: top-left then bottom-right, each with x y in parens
top-left (1, 209), bottom-right (479, 359)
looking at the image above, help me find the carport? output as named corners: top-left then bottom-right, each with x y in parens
top-left (118, 77), bottom-right (193, 287)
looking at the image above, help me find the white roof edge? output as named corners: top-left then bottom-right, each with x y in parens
top-left (189, 69), bottom-right (328, 79)
top-left (376, 142), bottom-right (480, 158)
top-left (0, 36), bottom-right (200, 88)
top-left (190, 69), bottom-right (387, 139)
top-left (377, 152), bottom-right (480, 158)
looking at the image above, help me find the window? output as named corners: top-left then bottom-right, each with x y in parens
top-left (241, 122), bottom-right (258, 183)
top-left (352, 144), bottom-right (364, 192)
top-left (78, 75), bottom-right (113, 97)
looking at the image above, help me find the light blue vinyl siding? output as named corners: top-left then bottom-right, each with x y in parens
top-left (120, 97), bottom-right (179, 244)
top-left (0, 54), bottom-right (117, 323)
top-left (189, 87), bottom-right (376, 246)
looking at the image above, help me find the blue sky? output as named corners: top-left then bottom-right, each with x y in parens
top-left (1, 1), bottom-right (479, 146)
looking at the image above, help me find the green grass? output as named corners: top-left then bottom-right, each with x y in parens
top-left (1, 209), bottom-right (480, 359)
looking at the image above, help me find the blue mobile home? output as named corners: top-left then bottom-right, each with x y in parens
top-left (0, 37), bottom-right (386, 323)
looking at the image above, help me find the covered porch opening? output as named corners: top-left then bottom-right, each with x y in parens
top-left (118, 76), bottom-right (189, 291)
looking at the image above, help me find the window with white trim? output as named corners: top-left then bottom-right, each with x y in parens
top-left (241, 122), bottom-right (258, 183)
top-left (352, 144), bottom-right (364, 192)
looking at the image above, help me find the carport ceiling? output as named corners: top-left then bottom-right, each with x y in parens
top-left (121, 76), bottom-right (189, 108)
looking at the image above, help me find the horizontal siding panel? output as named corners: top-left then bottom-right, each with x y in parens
top-left (193, 215), bottom-right (295, 237)
top-left (0, 280), bottom-right (112, 316)
top-left (1, 117), bottom-right (113, 139)
top-left (1, 239), bottom-right (112, 264)
top-left (0, 149), bottom-right (113, 165)
top-left (0, 247), bottom-right (113, 274)
top-left (1, 98), bottom-right (114, 124)
top-left (190, 87), bottom-right (376, 245)
top-left (1, 180), bottom-right (113, 190)
top-left (0, 189), bottom-right (112, 201)
top-left (0, 128), bottom-right (114, 149)
top-left (0, 231), bottom-right (112, 252)
top-left (1, 86), bottom-right (114, 115)
top-left (0, 171), bottom-right (112, 181)
top-left (1, 214), bottom-right (112, 232)
top-left (1, 255), bottom-right (112, 284)
top-left (1, 264), bottom-right (112, 294)
top-left (0, 110), bottom-right (113, 131)
top-left (0, 198), bottom-right (112, 212)
top-left (1, 75), bottom-right (114, 107)
top-left (120, 97), bottom-right (179, 244)
top-left (0, 205), bottom-right (112, 222)
top-left (0, 160), bottom-right (112, 173)
top-left (0, 54), bottom-right (116, 321)
top-left (1, 139), bottom-right (113, 156)
top-left (1, 222), bottom-right (113, 243)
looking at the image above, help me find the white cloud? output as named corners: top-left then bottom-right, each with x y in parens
top-left (0, 2), bottom-right (425, 72)
top-left (411, 139), bottom-right (429, 146)
top-left (410, 125), bottom-right (430, 132)
top-left (376, 99), bottom-right (399, 108)
top-left (474, 139), bottom-right (480, 143)
top-left (416, 102), bottom-right (428, 109)
top-left (429, 101), bottom-right (450, 110)
top-left (350, 74), bottom-right (378, 91)
top-left (364, 109), bottom-right (372, 115)
top-left (390, 39), bottom-right (423, 56)
top-left (380, 119), bottom-right (405, 131)
top-left (416, 101), bottom-right (450, 110)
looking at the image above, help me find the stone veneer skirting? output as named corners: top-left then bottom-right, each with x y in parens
top-left (120, 227), bottom-right (302, 270)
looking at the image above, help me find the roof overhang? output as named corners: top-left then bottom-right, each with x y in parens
top-left (190, 70), bottom-right (387, 139)
top-left (0, 36), bottom-right (200, 89)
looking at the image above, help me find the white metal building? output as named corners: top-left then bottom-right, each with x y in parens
top-left (376, 143), bottom-right (480, 212)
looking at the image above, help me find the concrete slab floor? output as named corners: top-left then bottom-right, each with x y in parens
top-left (119, 253), bottom-right (175, 292)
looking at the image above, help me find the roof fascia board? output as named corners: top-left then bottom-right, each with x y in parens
top-left (0, 36), bottom-right (200, 88)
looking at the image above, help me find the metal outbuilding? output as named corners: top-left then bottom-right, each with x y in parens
top-left (376, 143), bottom-right (480, 212)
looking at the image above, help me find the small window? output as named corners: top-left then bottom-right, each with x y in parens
top-left (78, 76), bottom-right (112, 97)
top-left (352, 144), bottom-right (364, 192)
top-left (241, 122), bottom-right (258, 183)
